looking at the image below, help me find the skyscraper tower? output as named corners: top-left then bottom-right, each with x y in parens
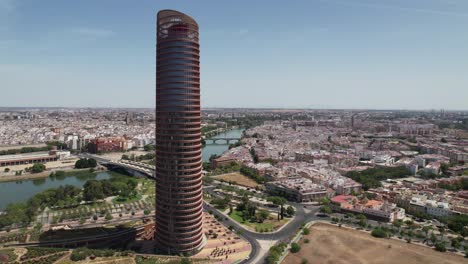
top-left (155, 10), bottom-right (205, 255)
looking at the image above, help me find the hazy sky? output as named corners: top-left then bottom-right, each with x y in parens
top-left (1, 0), bottom-right (467, 110)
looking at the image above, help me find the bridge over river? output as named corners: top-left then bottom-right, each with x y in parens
top-left (204, 137), bottom-right (240, 145)
top-left (79, 154), bottom-right (155, 178)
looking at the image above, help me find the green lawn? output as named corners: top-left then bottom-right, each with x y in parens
top-left (228, 209), bottom-right (286, 232)
top-left (112, 194), bottom-right (142, 204)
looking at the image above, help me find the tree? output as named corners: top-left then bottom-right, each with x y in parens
top-left (393, 220), bottom-right (403, 233)
top-left (371, 228), bottom-right (388, 238)
top-left (451, 237), bottom-right (461, 249)
top-left (105, 213), bottom-right (113, 221)
top-left (257, 210), bottom-right (270, 223)
top-left (83, 180), bottom-right (105, 201)
top-left (435, 242), bottom-right (446, 252)
top-left (356, 214), bottom-right (367, 227)
top-left (320, 206), bottom-right (332, 214)
top-left (346, 166), bottom-right (411, 190)
top-left (75, 158), bottom-right (97, 169)
top-left (31, 163), bottom-right (46, 173)
top-left (319, 197), bottom-right (330, 205)
top-left (447, 215), bottom-right (468, 235)
top-left (4, 168), bottom-right (10, 172)
top-left (240, 165), bottom-right (264, 183)
top-left (421, 226), bottom-right (432, 243)
top-left (286, 206), bottom-right (295, 216)
top-left (268, 196), bottom-right (287, 219)
top-left (180, 258), bottom-right (192, 264)
top-left (290, 242), bottom-right (301, 253)
top-left (438, 226), bottom-right (446, 240)
top-left (144, 144), bottom-right (155, 151)
top-left (440, 163), bottom-right (449, 175)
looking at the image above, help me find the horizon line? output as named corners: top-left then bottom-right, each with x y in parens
top-left (0, 106), bottom-right (467, 112)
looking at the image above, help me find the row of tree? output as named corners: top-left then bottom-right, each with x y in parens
top-left (83, 178), bottom-right (138, 201)
top-left (0, 185), bottom-right (82, 229)
top-left (346, 166), bottom-right (411, 190)
top-left (438, 178), bottom-right (468, 191)
top-left (240, 165), bottom-right (265, 184)
top-left (75, 158), bottom-right (97, 169)
top-left (0, 175), bottom-right (140, 229)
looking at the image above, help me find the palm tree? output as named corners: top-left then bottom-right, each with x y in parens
top-left (268, 196), bottom-right (287, 220)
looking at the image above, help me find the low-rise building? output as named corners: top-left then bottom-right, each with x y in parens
top-left (0, 151), bottom-right (58, 167)
top-left (265, 177), bottom-right (329, 202)
top-left (331, 195), bottom-right (405, 222)
top-left (88, 137), bottom-right (129, 153)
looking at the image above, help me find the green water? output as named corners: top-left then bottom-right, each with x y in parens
top-left (0, 171), bottom-right (121, 210)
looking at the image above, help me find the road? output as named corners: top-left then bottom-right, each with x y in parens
top-left (79, 155), bottom-right (324, 263)
top-left (203, 197), bottom-right (323, 264)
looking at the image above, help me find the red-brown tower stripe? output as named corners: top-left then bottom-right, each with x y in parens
top-left (155, 9), bottom-right (204, 255)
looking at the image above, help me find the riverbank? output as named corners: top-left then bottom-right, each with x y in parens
top-left (0, 166), bottom-right (107, 183)
top-left (202, 126), bottom-right (239, 138)
top-left (0, 170), bottom-right (124, 210)
top-left (202, 128), bottom-right (244, 161)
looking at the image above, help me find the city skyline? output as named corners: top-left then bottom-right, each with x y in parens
top-left (1, 0), bottom-right (468, 110)
top-left (0, 2), bottom-right (467, 262)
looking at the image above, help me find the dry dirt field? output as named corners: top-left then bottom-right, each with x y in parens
top-left (215, 172), bottom-right (258, 188)
top-left (283, 223), bottom-right (466, 264)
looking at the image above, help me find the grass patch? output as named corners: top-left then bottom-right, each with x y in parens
top-left (112, 194), bottom-right (142, 204)
top-left (215, 172), bottom-right (259, 188)
top-left (228, 209), bottom-right (287, 232)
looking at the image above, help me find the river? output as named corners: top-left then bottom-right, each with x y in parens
top-left (0, 171), bottom-right (121, 210)
top-left (202, 128), bottom-right (244, 161)
top-left (0, 128), bottom-right (244, 210)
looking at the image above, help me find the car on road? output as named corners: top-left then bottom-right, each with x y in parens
top-left (315, 213), bottom-right (329, 217)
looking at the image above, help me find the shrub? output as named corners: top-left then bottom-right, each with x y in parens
top-left (180, 258), bottom-right (192, 264)
top-left (302, 227), bottom-right (310, 235)
top-left (105, 213), bottom-right (113, 221)
top-left (70, 247), bottom-right (116, 261)
top-left (290, 242), bottom-right (301, 253)
top-left (371, 228), bottom-right (388, 238)
top-left (435, 242), bottom-right (446, 252)
top-left (31, 163), bottom-right (46, 173)
top-left (304, 238), bottom-right (310, 243)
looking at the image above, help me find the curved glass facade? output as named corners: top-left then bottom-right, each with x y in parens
top-left (155, 10), bottom-right (205, 255)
